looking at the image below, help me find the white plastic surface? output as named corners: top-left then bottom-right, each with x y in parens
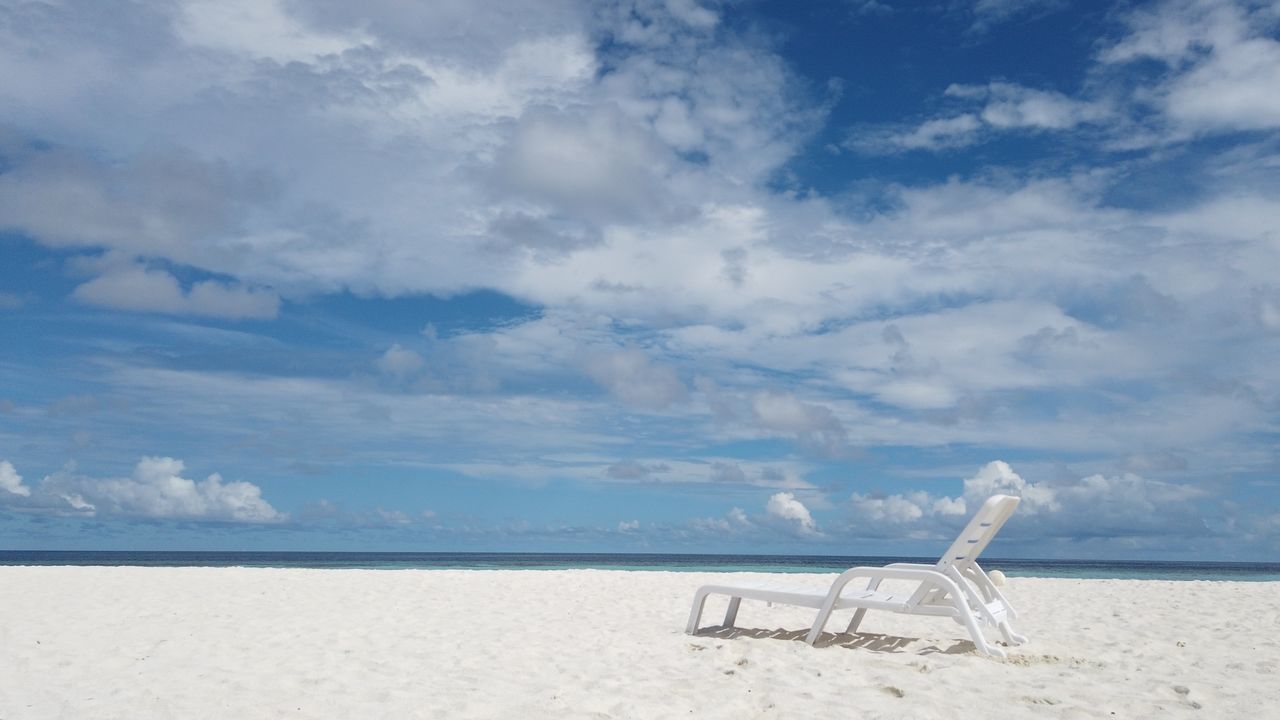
top-left (685, 495), bottom-right (1028, 657)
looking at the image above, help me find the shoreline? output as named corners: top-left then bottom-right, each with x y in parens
top-left (3, 567), bottom-right (1277, 717)
top-left (3, 550), bottom-right (1278, 581)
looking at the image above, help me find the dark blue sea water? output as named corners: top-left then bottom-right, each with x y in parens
top-left (2, 551), bottom-right (1278, 581)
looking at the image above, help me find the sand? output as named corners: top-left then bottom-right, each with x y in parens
top-left (1, 567), bottom-right (1277, 718)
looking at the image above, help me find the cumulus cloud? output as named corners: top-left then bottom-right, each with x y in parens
top-left (0, 0), bottom-right (1270, 427)
top-left (848, 83), bottom-right (1109, 153)
top-left (0, 143), bottom-right (266, 261)
top-left (0, 460), bottom-right (31, 497)
top-left (963, 460), bottom-right (1059, 512)
top-left (376, 344), bottom-right (425, 379)
top-left (853, 1), bottom-right (1280, 152)
top-left (1100, 0), bottom-right (1280, 136)
top-left (948, 83), bottom-right (1111, 130)
top-left (0, 457), bottom-right (283, 523)
top-left (0, 0), bottom-right (814, 305)
top-left (692, 504), bottom-right (754, 533)
top-left (849, 491), bottom-right (967, 526)
top-left (73, 265), bottom-right (279, 319)
top-left (692, 491), bottom-right (823, 537)
top-left (494, 106), bottom-right (674, 223)
top-left (690, 515), bottom-right (733, 533)
top-left (847, 461), bottom-right (1209, 541)
top-left (766, 491), bottom-right (819, 535)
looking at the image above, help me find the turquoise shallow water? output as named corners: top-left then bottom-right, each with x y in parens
top-left (2, 551), bottom-right (1279, 581)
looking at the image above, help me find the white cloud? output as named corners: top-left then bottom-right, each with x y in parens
top-left (766, 491), bottom-right (818, 534)
top-left (376, 344), bottom-right (425, 379)
top-left (850, 492), bottom-right (927, 524)
top-left (691, 504), bottom-right (755, 534)
top-left (949, 82), bottom-right (1111, 130)
top-left (2, 2), bottom-right (1265, 426)
top-left (617, 519), bottom-right (640, 532)
top-left (1100, 0), bottom-right (1280, 136)
top-left (176, 0), bottom-right (369, 63)
top-left (690, 515), bottom-right (733, 532)
top-left (1159, 37), bottom-right (1280, 134)
top-left (932, 495), bottom-right (967, 516)
top-left (847, 490), bottom-right (968, 534)
top-left (663, 0), bottom-right (720, 29)
top-left (846, 461), bottom-right (1210, 540)
top-left (848, 114), bottom-right (982, 153)
top-left (2, 457), bottom-right (284, 523)
top-left (749, 391), bottom-right (848, 456)
top-left (963, 460), bottom-right (1059, 512)
top-left (73, 265), bottom-right (279, 319)
top-left (854, 1), bottom-right (1279, 152)
top-left (0, 143), bottom-right (266, 266)
top-left (1100, 0), bottom-right (1256, 65)
top-left (0, 460), bottom-right (31, 497)
top-left (850, 83), bottom-right (1109, 153)
top-left (0, 0), bottom-right (814, 305)
top-left (584, 347), bottom-right (687, 411)
top-left (494, 106), bottom-right (674, 223)
top-left (699, 380), bottom-right (850, 456)
top-left (970, 0), bottom-right (1066, 32)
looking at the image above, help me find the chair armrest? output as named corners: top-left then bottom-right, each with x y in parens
top-left (870, 563), bottom-right (932, 590)
top-left (824, 565), bottom-right (967, 609)
top-left (887, 562), bottom-right (1017, 620)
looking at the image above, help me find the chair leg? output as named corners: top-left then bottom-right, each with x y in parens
top-left (956, 607), bottom-right (1004, 658)
top-left (804, 600), bottom-right (839, 645)
top-left (686, 589), bottom-right (711, 634)
top-left (998, 620), bottom-right (1028, 646)
top-left (723, 596), bottom-right (742, 628)
top-left (845, 608), bottom-right (868, 634)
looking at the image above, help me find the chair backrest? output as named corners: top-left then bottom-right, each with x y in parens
top-left (935, 494), bottom-right (1020, 573)
top-left (906, 494), bottom-right (1020, 606)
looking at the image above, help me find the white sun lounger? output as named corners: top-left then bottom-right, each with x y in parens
top-left (686, 494), bottom-right (1027, 657)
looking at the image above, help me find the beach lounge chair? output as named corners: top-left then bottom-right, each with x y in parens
top-left (685, 494), bottom-right (1027, 657)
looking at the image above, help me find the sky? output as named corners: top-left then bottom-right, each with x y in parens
top-left (1, 0), bottom-right (1278, 559)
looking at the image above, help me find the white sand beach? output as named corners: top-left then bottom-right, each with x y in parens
top-left (1, 567), bottom-right (1277, 718)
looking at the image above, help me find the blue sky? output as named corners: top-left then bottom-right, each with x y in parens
top-left (1, 0), bottom-right (1278, 559)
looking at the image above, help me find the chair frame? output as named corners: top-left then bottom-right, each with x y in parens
top-left (685, 495), bottom-right (1028, 657)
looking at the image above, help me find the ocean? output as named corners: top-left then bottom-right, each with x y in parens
top-left (2, 551), bottom-right (1278, 581)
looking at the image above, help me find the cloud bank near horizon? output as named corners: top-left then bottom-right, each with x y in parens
top-left (0, 457), bottom-right (282, 523)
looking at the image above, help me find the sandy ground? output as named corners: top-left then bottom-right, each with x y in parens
top-left (1, 567), bottom-right (1277, 718)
